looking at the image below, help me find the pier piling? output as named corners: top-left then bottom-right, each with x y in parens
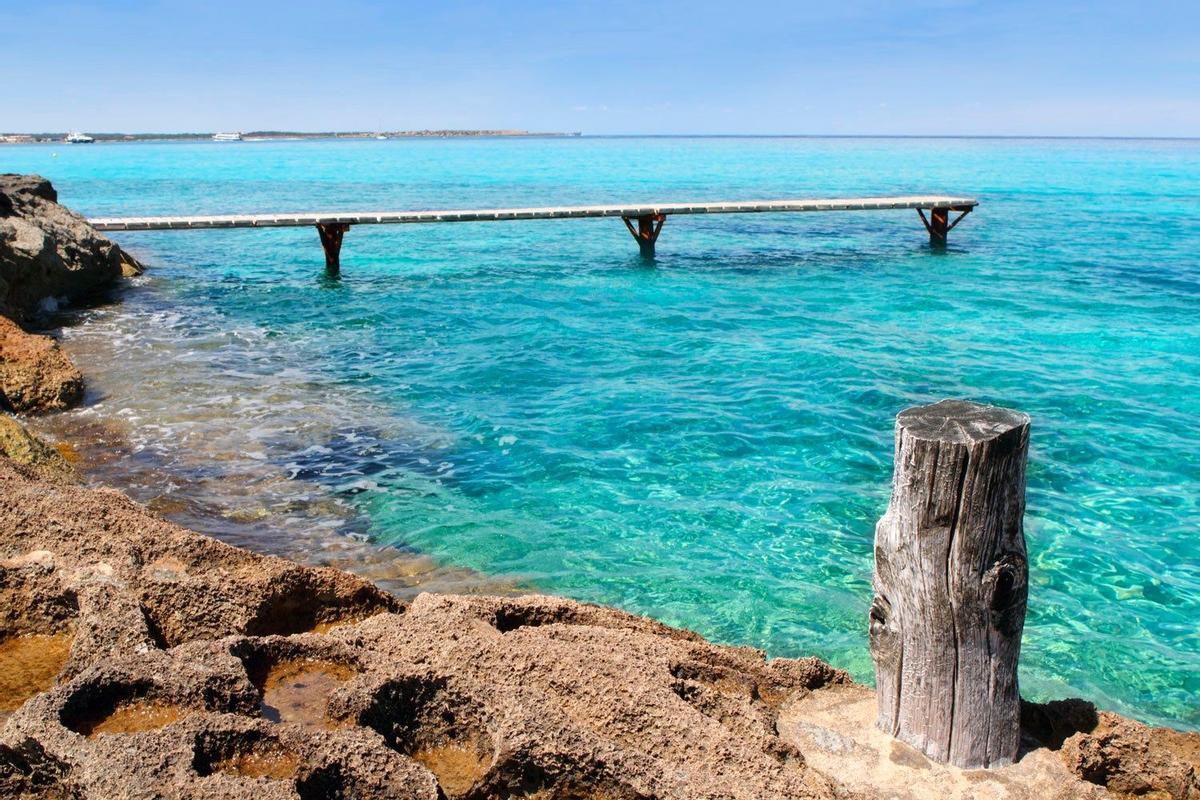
top-left (917, 205), bottom-right (973, 246)
top-left (870, 399), bottom-right (1030, 769)
top-left (316, 223), bottom-right (350, 275)
top-left (929, 208), bottom-right (950, 244)
top-left (622, 213), bottom-right (665, 257)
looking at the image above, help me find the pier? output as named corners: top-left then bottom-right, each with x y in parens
top-left (89, 195), bottom-right (978, 275)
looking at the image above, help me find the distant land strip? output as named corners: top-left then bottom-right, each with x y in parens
top-left (0, 130), bottom-right (581, 144)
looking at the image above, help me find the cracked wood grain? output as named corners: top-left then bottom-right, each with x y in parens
top-left (870, 399), bottom-right (1030, 768)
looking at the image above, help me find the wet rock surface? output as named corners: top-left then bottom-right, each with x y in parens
top-left (0, 174), bottom-right (139, 317)
top-left (0, 316), bottom-right (83, 414)
top-left (0, 174), bottom-right (139, 414)
top-left (0, 415), bottom-right (75, 483)
top-left (1, 456), bottom-right (1197, 799)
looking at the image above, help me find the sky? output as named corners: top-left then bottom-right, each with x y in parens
top-left (2, 0), bottom-right (1197, 136)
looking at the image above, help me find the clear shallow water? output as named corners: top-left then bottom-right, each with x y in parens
top-left (6, 137), bottom-right (1199, 729)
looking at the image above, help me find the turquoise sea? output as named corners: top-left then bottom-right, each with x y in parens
top-left (5, 137), bottom-right (1198, 730)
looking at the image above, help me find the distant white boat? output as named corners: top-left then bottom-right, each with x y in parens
top-left (65, 132), bottom-right (95, 143)
top-left (375, 133), bottom-right (388, 140)
top-left (212, 132), bottom-right (243, 142)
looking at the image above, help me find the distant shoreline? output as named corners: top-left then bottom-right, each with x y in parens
top-left (0, 129), bottom-right (582, 144)
top-left (3, 132), bottom-right (1197, 145)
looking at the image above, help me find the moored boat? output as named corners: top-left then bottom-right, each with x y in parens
top-left (65, 131), bottom-right (95, 143)
top-left (212, 132), bottom-right (242, 142)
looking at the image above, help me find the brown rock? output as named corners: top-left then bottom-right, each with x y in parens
top-left (1060, 711), bottom-right (1200, 799)
top-left (0, 174), bottom-right (138, 316)
top-left (0, 415), bottom-right (75, 482)
top-left (0, 316), bottom-right (83, 413)
top-left (0, 458), bottom-right (857, 799)
top-left (118, 249), bottom-right (143, 277)
top-left (0, 174), bottom-right (56, 205)
top-left (0, 174), bottom-right (144, 415)
top-left (0, 458), bottom-right (1194, 800)
top-left (778, 684), bottom-right (1114, 800)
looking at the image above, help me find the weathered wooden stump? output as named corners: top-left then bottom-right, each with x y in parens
top-left (870, 399), bottom-right (1030, 768)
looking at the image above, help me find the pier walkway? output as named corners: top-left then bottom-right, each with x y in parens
top-left (89, 195), bottom-right (977, 275)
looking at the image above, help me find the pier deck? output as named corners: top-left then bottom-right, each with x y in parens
top-left (89, 194), bottom-right (978, 274)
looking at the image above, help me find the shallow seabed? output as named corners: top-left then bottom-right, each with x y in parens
top-left (8, 136), bottom-right (1199, 729)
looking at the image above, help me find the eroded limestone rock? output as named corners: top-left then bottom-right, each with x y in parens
top-left (0, 317), bottom-right (83, 413)
top-left (0, 457), bottom-right (1196, 799)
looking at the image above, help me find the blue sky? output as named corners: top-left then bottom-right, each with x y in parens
top-left (3, 0), bottom-right (1197, 136)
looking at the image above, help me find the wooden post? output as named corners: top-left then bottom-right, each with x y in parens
top-left (917, 206), bottom-right (972, 246)
top-left (929, 208), bottom-right (949, 245)
top-left (870, 399), bottom-right (1030, 769)
top-left (622, 213), bottom-right (665, 257)
top-left (316, 223), bottom-right (350, 276)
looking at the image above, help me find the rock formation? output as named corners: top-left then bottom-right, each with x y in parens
top-left (0, 316), bottom-right (83, 414)
top-left (0, 415), bottom-right (75, 483)
top-left (0, 174), bottom-right (140, 413)
top-left (0, 174), bottom-right (141, 315)
top-left (1, 457), bottom-right (1197, 799)
top-left (0, 457), bottom-right (853, 799)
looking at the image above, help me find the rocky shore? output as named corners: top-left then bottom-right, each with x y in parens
top-left (0, 175), bottom-right (1197, 799)
top-left (0, 174), bottom-right (141, 414)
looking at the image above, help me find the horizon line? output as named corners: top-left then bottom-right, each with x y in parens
top-left (3, 131), bottom-right (1198, 142)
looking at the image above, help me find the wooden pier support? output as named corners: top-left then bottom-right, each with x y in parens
top-left (316, 223), bottom-right (350, 275)
top-left (918, 206), bottom-right (973, 246)
top-left (622, 213), bottom-right (665, 257)
top-left (870, 399), bottom-right (1030, 769)
top-left (90, 196), bottom-right (980, 270)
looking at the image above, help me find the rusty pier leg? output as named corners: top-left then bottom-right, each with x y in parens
top-left (622, 213), bottom-right (666, 257)
top-left (316, 223), bottom-right (350, 276)
top-left (928, 208), bottom-right (950, 245)
top-left (917, 206), bottom-right (972, 247)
